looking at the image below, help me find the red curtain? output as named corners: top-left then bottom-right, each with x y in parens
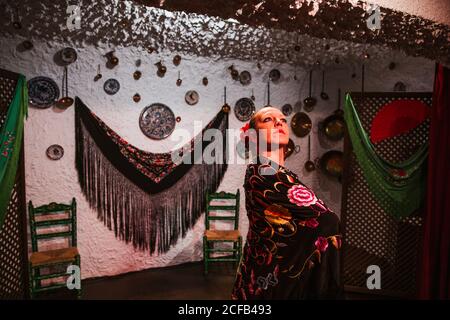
top-left (419, 63), bottom-right (450, 299)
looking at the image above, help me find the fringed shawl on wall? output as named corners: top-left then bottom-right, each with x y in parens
top-left (74, 97), bottom-right (228, 254)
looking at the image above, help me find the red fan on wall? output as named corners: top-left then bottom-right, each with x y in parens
top-left (370, 99), bottom-right (430, 144)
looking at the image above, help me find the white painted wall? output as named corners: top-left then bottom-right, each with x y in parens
top-left (0, 32), bottom-right (435, 279)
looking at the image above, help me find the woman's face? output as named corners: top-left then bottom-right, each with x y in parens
top-left (253, 107), bottom-right (289, 148)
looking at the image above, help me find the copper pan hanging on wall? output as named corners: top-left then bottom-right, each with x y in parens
top-left (291, 112), bottom-right (312, 137)
top-left (303, 70), bottom-right (317, 112)
top-left (322, 88), bottom-right (345, 141)
top-left (284, 138), bottom-right (300, 159)
top-left (319, 150), bottom-right (344, 181)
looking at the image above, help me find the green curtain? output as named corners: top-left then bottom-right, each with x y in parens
top-left (344, 93), bottom-right (428, 218)
top-left (0, 75), bottom-right (28, 230)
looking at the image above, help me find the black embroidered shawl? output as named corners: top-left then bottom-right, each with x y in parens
top-left (75, 97), bottom-right (228, 254)
top-left (232, 158), bottom-right (342, 299)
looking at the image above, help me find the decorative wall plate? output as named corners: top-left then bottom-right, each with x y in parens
top-left (185, 90), bottom-right (199, 105)
top-left (60, 47), bottom-right (77, 65)
top-left (104, 78), bottom-right (120, 95)
top-left (46, 144), bottom-right (64, 160)
top-left (239, 71), bottom-right (252, 86)
top-left (234, 97), bottom-right (255, 122)
top-left (27, 76), bottom-right (60, 108)
top-left (269, 69), bottom-right (281, 82)
top-left (282, 104), bottom-right (293, 116)
top-left (139, 103), bottom-right (176, 140)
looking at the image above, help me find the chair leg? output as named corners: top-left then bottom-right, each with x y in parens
top-left (203, 236), bottom-right (208, 275)
top-left (28, 263), bottom-right (35, 299)
top-left (233, 241), bottom-right (238, 269)
top-left (238, 237), bottom-right (242, 265)
top-left (75, 255), bottom-right (82, 299)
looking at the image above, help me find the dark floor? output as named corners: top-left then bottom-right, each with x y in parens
top-left (38, 261), bottom-right (395, 300)
top-left (83, 261), bottom-right (237, 300)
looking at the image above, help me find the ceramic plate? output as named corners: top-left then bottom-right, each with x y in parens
top-left (234, 97), bottom-right (255, 122)
top-left (28, 76), bottom-right (60, 108)
top-left (139, 103), bottom-right (176, 140)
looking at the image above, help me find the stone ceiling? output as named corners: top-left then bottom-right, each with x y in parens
top-left (1, 0), bottom-right (448, 68)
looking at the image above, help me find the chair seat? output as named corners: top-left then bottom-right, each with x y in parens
top-left (205, 230), bottom-right (241, 241)
top-left (30, 247), bottom-right (79, 267)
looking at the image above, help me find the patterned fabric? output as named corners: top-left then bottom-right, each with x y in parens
top-left (232, 157), bottom-right (342, 299)
top-left (0, 74), bottom-right (27, 230)
top-left (75, 98), bottom-right (228, 254)
top-left (86, 103), bottom-right (220, 185)
top-left (344, 93), bottom-right (428, 218)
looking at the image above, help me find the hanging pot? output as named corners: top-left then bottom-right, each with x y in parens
top-left (105, 51), bottom-right (119, 68)
top-left (282, 104), bottom-right (293, 116)
top-left (56, 66), bottom-right (73, 108)
top-left (285, 139), bottom-right (300, 159)
top-left (173, 55), bottom-right (181, 66)
top-left (319, 150), bottom-right (344, 180)
top-left (239, 71), bottom-right (252, 86)
top-left (320, 70), bottom-right (329, 100)
top-left (176, 71), bottom-right (182, 86)
top-left (12, 7), bottom-right (22, 29)
top-left (322, 88), bottom-right (345, 141)
top-left (303, 70), bottom-right (316, 112)
top-left (94, 64), bottom-right (102, 82)
top-left (155, 61), bottom-right (166, 77)
top-left (291, 112), bottom-right (312, 137)
top-left (60, 47), bottom-right (78, 65)
top-left (222, 87), bottom-right (231, 113)
top-left (269, 69), bottom-right (281, 82)
top-left (305, 135), bottom-right (315, 172)
top-left (228, 65), bottom-right (239, 80)
top-left (231, 69), bottom-right (239, 80)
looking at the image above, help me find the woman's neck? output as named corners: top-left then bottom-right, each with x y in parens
top-left (261, 147), bottom-right (285, 167)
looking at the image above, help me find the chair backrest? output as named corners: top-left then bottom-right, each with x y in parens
top-left (28, 198), bottom-right (77, 252)
top-left (205, 190), bottom-right (240, 230)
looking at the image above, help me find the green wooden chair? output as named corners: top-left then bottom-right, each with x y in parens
top-left (28, 198), bottom-right (81, 299)
top-left (203, 190), bottom-right (242, 275)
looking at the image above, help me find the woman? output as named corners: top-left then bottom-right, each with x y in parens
top-left (231, 106), bottom-right (342, 300)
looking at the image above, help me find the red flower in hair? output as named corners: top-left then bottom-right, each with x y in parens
top-left (240, 122), bottom-right (251, 142)
top-left (241, 122), bottom-right (250, 133)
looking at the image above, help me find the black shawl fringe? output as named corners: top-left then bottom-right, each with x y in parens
top-left (75, 98), bottom-right (228, 254)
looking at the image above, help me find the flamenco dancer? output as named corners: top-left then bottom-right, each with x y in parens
top-left (232, 106), bottom-right (343, 300)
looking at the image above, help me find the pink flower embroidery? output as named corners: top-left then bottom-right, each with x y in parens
top-left (287, 184), bottom-right (317, 207)
top-left (315, 236), bottom-right (329, 252)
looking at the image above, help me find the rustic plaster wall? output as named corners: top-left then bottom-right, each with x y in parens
top-left (0, 1), bottom-right (437, 279)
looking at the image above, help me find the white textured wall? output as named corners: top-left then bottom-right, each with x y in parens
top-left (371, 0), bottom-right (450, 26)
top-left (0, 32), bottom-right (435, 279)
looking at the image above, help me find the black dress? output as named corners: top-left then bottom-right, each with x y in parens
top-left (231, 157), bottom-right (343, 300)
